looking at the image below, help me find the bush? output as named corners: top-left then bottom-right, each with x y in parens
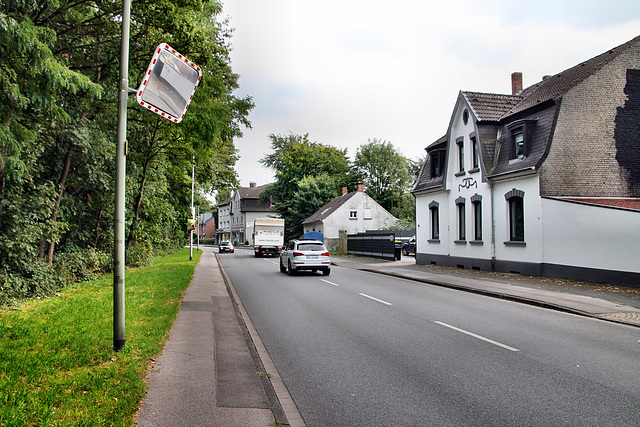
top-left (0, 260), bottom-right (57, 305)
top-left (54, 247), bottom-right (112, 283)
top-left (199, 238), bottom-right (217, 245)
top-left (126, 240), bottom-right (154, 268)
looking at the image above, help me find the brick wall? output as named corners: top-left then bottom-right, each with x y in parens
top-left (539, 43), bottom-right (640, 197)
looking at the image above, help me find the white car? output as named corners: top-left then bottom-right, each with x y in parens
top-left (218, 240), bottom-right (234, 253)
top-left (280, 239), bottom-right (331, 276)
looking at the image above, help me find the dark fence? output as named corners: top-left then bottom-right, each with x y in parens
top-left (347, 230), bottom-right (396, 261)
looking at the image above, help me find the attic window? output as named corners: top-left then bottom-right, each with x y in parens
top-left (463, 109), bottom-right (469, 125)
top-left (507, 120), bottom-right (536, 160)
top-left (430, 151), bottom-right (443, 178)
top-left (350, 209), bottom-right (357, 219)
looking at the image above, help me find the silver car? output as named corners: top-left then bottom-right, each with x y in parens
top-left (280, 239), bottom-right (331, 276)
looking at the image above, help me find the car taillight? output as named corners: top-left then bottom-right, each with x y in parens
top-left (321, 252), bottom-right (330, 256)
top-left (293, 252), bottom-right (304, 257)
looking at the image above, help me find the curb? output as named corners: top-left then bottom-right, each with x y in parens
top-left (357, 268), bottom-right (640, 329)
top-left (216, 254), bottom-right (307, 427)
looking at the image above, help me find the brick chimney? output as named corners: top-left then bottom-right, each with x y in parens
top-left (357, 183), bottom-right (364, 192)
top-left (249, 182), bottom-right (256, 188)
top-left (511, 72), bottom-right (523, 95)
top-left (342, 186), bottom-right (348, 195)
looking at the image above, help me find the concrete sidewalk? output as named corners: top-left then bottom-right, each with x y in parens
top-left (136, 250), bottom-right (282, 427)
top-left (331, 255), bottom-right (640, 327)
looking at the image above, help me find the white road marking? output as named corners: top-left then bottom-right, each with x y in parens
top-left (320, 279), bottom-right (340, 287)
top-left (435, 321), bottom-right (520, 352)
top-left (359, 293), bottom-right (392, 306)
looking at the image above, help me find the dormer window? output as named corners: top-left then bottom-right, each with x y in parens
top-left (514, 131), bottom-right (524, 159)
top-left (430, 151), bottom-right (442, 178)
top-left (507, 120), bottom-right (536, 160)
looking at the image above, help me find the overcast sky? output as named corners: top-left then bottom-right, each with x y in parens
top-left (220, 0), bottom-right (640, 188)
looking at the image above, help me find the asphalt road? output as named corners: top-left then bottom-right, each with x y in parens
top-left (219, 248), bottom-right (640, 426)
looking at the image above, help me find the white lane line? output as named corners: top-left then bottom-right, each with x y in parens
top-left (435, 321), bottom-right (520, 352)
top-left (320, 279), bottom-right (340, 287)
top-left (359, 293), bottom-right (392, 306)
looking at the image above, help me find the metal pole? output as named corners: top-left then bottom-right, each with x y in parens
top-left (190, 157), bottom-right (194, 260)
top-left (197, 206), bottom-right (200, 249)
top-left (114, 0), bottom-right (131, 352)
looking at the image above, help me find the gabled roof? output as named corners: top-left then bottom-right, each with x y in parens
top-left (462, 92), bottom-right (522, 121)
top-left (236, 183), bottom-right (271, 199)
top-left (303, 191), bottom-right (357, 224)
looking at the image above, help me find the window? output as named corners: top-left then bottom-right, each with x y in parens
top-left (507, 120), bottom-right (536, 160)
top-left (431, 152), bottom-right (442, 178)
top-left (455, 197), bottom-right (466, 242)
top-left (514, 131), bottom-right (524, 159)
top-left (471, 136), bottom-right (479, 170)
top-left (429, 201), bottom-right (439, 240)
top-left (505, 189), bottom-right (525, 242)
top-left (456, 137), bottom-right (465, 172)
top-left (350, 209), bottom-right (357, 219)
top-left (472, 195), bottom-right (482, 241)
top-left (364, 208), bottom-right (372, 220)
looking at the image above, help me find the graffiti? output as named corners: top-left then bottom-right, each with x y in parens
top-left (458, 177), bottom-right (477, 191)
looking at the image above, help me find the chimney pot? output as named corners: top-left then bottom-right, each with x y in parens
top-left (249, 182), bottom-right (256, 188)
top-left (511, 72), bottom-right (523, 95)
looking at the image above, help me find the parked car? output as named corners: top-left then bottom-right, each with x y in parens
top-left (280, 239), bottom-right (331, 276)
top-left (218, 240), bottom-right (234, 253)
top-left (402, 236), bottom-right (416, 256)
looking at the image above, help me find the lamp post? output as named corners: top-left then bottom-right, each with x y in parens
top-left (113, 0), bottom-right (132, 352)
top-left (190, 156), bottom-right (194, 261)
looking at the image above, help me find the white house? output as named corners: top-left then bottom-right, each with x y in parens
top-left (412, 36), bottom-right (640, 286)
top-left (303, 184), bottom-right (397, 250)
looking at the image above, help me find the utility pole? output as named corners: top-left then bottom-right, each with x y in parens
top-left (190, 156), bottom-right (195, 261)
top-left (113, 0), bottom-right (132, 352)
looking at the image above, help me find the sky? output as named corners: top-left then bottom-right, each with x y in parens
top-left (220, 0), bottom-right (640, 188)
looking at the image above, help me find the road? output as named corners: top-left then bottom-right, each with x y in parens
top-left (218, 248), bottom-right (640, 426)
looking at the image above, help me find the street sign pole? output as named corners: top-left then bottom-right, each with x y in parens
top-left (114, 0), bottom-right (132, 352)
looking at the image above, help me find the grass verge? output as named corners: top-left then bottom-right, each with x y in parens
top-left (0, 248), bottom-right (202, 426)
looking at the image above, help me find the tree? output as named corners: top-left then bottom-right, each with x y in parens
top-left (260, 133), bottom-right (349, 239)
top-left (351, 139), bottom-right (414, 219)
top-left (0, 0), bottom-right (253, 300)
top-left (288, 174), bottom-right (339, 234)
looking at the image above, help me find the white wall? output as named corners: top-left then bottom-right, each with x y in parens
top-left (541, 199), bottom-right (640, 273)
top-left (317, 192), bottom-right (396, 239)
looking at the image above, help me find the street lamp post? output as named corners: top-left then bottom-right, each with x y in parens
top-left (113, 0), bottom-right (132, 352)
top-left (190, 157), bottom-right (194, 261)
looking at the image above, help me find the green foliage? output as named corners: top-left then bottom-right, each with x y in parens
top-left (260, 133), bottom-right (349, 239)
top-left (289, 174), bottom-right (340, 237)
top-left (351, 138), bottom-right (415, 219)
top-left (0, 0), bottom-right (252, 299)
top-left (0, 249), bottom-right (200, 425)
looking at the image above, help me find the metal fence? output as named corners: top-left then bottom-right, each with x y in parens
top-left (347, 230), bottom-right (396, 261)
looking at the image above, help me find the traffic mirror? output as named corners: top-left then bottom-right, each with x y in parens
top-left (136, 43), bottom-right (202, 123)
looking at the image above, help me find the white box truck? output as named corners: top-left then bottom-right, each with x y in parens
top-left (253, 217), bottom-right (285, 257)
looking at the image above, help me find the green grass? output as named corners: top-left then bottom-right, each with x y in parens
top-left (0, 248), bottom-right (202, 426)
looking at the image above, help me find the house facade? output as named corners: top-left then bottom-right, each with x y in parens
top-left (412, 36), bottom-right (640, 286)
top-left (217, 182), bottom-right (278, 245)
top-left (303, 184), bottom-right (397, 250)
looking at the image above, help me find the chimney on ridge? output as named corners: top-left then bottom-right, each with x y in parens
top-left (342, 186), bottom-right (348, 195)
top-left (249, 182), bottom-right (256, 188)
top-left (357, 183), bottom-right (364, 192)
top-left (511, 72), bottom-right (523, 95)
